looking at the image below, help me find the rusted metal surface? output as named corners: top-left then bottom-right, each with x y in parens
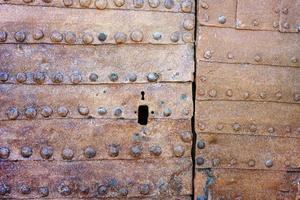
top-left (194, 169), bottom-right (300, 200)
top-left (0, 0), bottom-right (195, 13)
top-left (0, 83), bottom-right (192, 120)
top-left (0, 5), bottom-right (194, 45)
top-left (0, 119), bottom-right (192, 161)
top-left (279, 0), bottom-right (300, 32)
top-left (196, 61), bottom-right (300, 103)
top-left (197, 26), bottom-right (300, 67)
top-left (195, 133), bottom-right (300, 170)
top-left (0, 158), bottom-right (192, 198)
top-left (0, 44), bottom-right (194, 84)
top-left (195, 101), bottom-right (300, 138)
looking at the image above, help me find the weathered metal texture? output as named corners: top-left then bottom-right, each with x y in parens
top-left (0, 119), bottom-right (192, 161)
top-left (195, 101), bottom-right (300, 138)
top-left (194, 169), bottom-right (300, 200)
top-left (0, 158), bottom-right (192, 198)
top-left (0, 5), bottom-right (194, 45)
top-left (195, 133), bottom-right (300, 170)
top-left (197, 26), bottom-right (300, 67)
top-left (236, 0), bottom-right (280, 31)
top-left (0, 0), bottom-right (195, 13)
top-left (0, 44), bottom-right (194, 84)
top-left (0, 83), bottom-right (192, 120)
top-left (279, 0), bottom-right (300, 32)
top-left (196, 61), bottom-right (300, 103)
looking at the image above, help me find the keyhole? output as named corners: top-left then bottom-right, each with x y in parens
top-left (141, 91), bottom-right (145, 100)
top-left (138, 105), bottom-right (148, 125)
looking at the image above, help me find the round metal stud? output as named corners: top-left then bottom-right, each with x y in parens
top-left (139, 184), bottom-right (151, 195)
top-left (38, 187), bottom-right (49, 197)
top-left (197, 140), bottom-right (205, 149)
top-left (62, 148), bottom-right (74, 160)
top-left (208, 89), bottom-right (217, 97)
top-left (243, 91), bottom-right (250, 99)
top-left (253, 19), bottom-right (259, 26)
top-left (50, 31), bottom-right (63, 42)
top-left (79, 0), bottom-right (92, 7)
top-left (20, 185), bottom-right (31, 194)
top-left (52, 72), bottom-right (64, 83)
top-left (14, 31), bottom-right (26, 42)
top-left (64, 31), bottom-right (77, 44)
top-left (249, 124), bottom-right (257, 132)
top-left (227, 52), bottom-right (234, 59)
top-left (163, 108), bottom-right (172, 117)
top-left (95, 0), bottom-right (107, 9)
top-left (232, 123), bottom-right (241, 131)
top-left (149, 145), bottom-right (162, 156)
top-left (41, 106), bottom-right (53, 118)
top-left (248, 159), bottom-right (255, 167)
top-left (114, 108), bottom-right (123, 117)
top-left (21, 146), bottom-right (33, 158)
top-left (134, 0), bottom-right (144, 8)
top-left (113, 0), bottom-right (125, 7)
top-left (97, 107), bottom-right (107, 115)
top-left (226, 89), bottom-right (233, 97)
top-left (130, 30), bottom-right (144, 42)
top-left (33, 29), bottom-right (44, 40)
top-left (108, 72), bottom-right (119, 82)
top-left (6, 107), bottom-right (19, 120)
top-left (216, 123), bottom-right (224, 130)
top-left (119, 188), bottom-right (128, 196)
top-left (148, 0), bottom-right (160, 8)
top-left (58, 183), bottom-right (72, 196)
top-left (173, 145), bottom-right (185, 157)
top-left (147, 72), bottom-right (159, 82)
top-left (70, 73), bottom-right (82, 84)
top-left (98, 185), bottom-right (108, 195)
top-left (180, 131), bottom-right (192, 142)
top-left (200, 1), bottom-right (208, 9)
top-left (82, 33), bottom-right (94, 44)
top-left (63, 0), bottom-right (73, 6)
top-left (198, 122), bottom-right (206, 130)
top-left (24, 107), bottom-right (37, 119)
top-left (268, 127), bottom-right (275, 133)
top-left (84, 146), bottom-right (96, 158)
top-left (78, 106), bottom-right (89, 115)
top-left (183, 19), bottom-right (194, 30)
top-left (89, 73), bottom-right (98, 82)
top-left (98, 32), bottom-right (107, 42)
top-left (0, 184), bottom-right (10, 195)
top-left (294, 93), bottom-right (300, 102)
top-left (218, 15), bottom-right (226, 24)
top-left (182, 32), bottom-right (193, 43)
top-left (164, 0), bottom-right (174, 9)
top-left (108, 144), bottom-right (120, 157)
top-left (57, 106), bottom-right (69, 117)
top-left (114, 32), bottom-right (127, 44)
top-left (0, 31), bottom-right (7, 42)
top-left (33, 71), bottom-right (46, 84)
top-left (259, 92), bottom-right (267, 99)
top-left (153, 32), bottom-right (162, 40)
top-left (265, 159), bottom-right (273, 168)
top-left (127, 73), bottom-right (137, 82)
top-left (291, 56), bottom-right (298, 63)
top-left (40, 146), bottom-right (54, 159)
top-left (170, 32), bottom-right (180, 43)
top-left (254, 54), bottom-right (262, 62)
top-left (0, 147), bottom-right (10, 159)
top-left (275, 91), bottom-right (282, 99)
top-left (131, 145), bottom-right (143, 157)
top-left (0, 72), bottom-right (9, 82)
top-left (203, 50), bottom-right (212, 59)
top-left (16, 72), bottom-right (27, 83)
top-left (181, 0), bottom-right (192, 12)
top-left (196, 157), bottom-right (205, 166)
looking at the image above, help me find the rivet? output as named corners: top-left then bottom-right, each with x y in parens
top-left (70, 73), bottom-right (82, 84)
top-left (273, 21), bottom-right (279, 28)
top-left (283, 22), bottom-right (289, 29)
top-left (259, 92), bottom-right (267, 99)
top-left (98, 32), bottom-right (107, 42)
top-left (149, 145), bottom-right (162, 156)
top-left (182, 32), bottom-right (193, 43)
top-left (131, 145), bottom-right (143, 157)
top-left (63, 0), bottom-right (73, 6)
top-left (181, 0), bottom-right (192, 12)
top-left (16, 72), bottom-right (27, 83)
top-left (208, 89), bottom-right (217, 97)
top-left (173, 145), bottom-right (185, 157)
top-left (163, 108), bottom-right (172, 117)
top-left (130, 30), bottom-right (144, 42)
top-left (203, 50), bottom-right (212, 59)
top-left (232, 123), bottom-right (241, 131)
top-left (268, 127), bottom-right (275, 133)
top-left (211, 158), bottom-right (219, 166)
top-left (200, 1), bottom-right (208, 9)
top-left (0, 31), bottom-right (7, 42)
top-left (196, 157), bottom-right (204, 165)
top-left (147, 72), bottom-right (159, 82)
top-left (197, 140), bottom-right (205, 149)
top-left (139, 184), bottom-right (151, 195)
top-left (243, 91), bottom-right (250, 99)
top-left (180, 131), bottom-right (192, 142)
top-left (97, 107), bottom-right (107, 115)
top-left (33, 71), bottom-right (46, 84)
top-left (52, 72), bottom-right (64, 83)
top-left (249, 124), bottom-right (257, 132)
top-left (50, 31), bottom-right (63, 42)
top-left (15, 31), bottom-right (26, 42)
top-left (119, 188), bottom-right (128, 196)
top-left (40, 146), bottom-right (54, 159)
top-left (218, 15), bottom-right (226, 24)
top-left (183, 19), bottom-right (194, 30)
top-left (108, 144), bottom-right (120, 157)
top-left (33, 29), bottom-right (44, 40)
top-left (95, 0), bottom-right (107, 9)
top-left (199, 75), bottom-right (206, 82)
top-left (113, 0), bottom-right (125, 7)
top-left (265, 159), bottom-right (273, 168)
top-left (216, 123), bottom-right (224, 130)
top-left (170, 32), bottom-right (180, 43)
top-left (84, 146), bottom-right (96, 158)
top-left (64, 31), bottom-right (77, 44)
top-left (282, 8), bottom-right (288, 14)
top-left (198, 88), bottom-right (205, 96)
top-left (0, 72), bottom-right (9, 82)
top-left (98, 185), bottom-right (108, 195)
top-left (198, 122), bottom-right (206, 130)
top-left (226, 89), bottom-right (233, 97)
top-left (153, 32), bottom-right (162, 40)
top-left (57, 106), bottom-right (69, 117)
top-left (230, 158), bottom-right (237, 166)
top-left (0, 184), bottom-right (10, 195)
top-left (248, 159), bottom-right (255, 167)
top-left (41, 106), bottom-right (53, 118)
top-left (148, 0), bottom-right (160, 8)
top-left (294, 93), bottom-right (300, 101)
top-left (82, 33), bottom-right (94, 44)
top-left (21, 146), bottom-right (33, 158)
top-left (275, 91), bottom-right (282, 99)
top-left (38, 187), bottom-right (49, 197)
top-left (252, 20), bottom-right (259, 26)
top-left (0, 147), bottom-right (10, 159)
top-left (164, 0), bottom-right (174, 9)
top-left (62, 148), bottom-right (74, 160)
top-left (133, 0), bottom-right (144, 8)
top-left (227, 52), bottom-right (234, 59)
top-left (114, 32), bottom-right (127, 44)
top-left (6, 107), bottom-right (19, 120)
top-left (20, 185), bottom-right (31, 194)
top-left (127, 73), bottom-right (137, 82)
top-left (78, 106), bottom-right (89, 115)
top-left (79, 0), bottom-right (92, 7)
top-left (114, 107), bottom-right (123, 117)
top-left (24, 106), bottom-right (37, 119)
top-left (254, 54), bottom-right (262, 62)
top-left (285, 126), bottom-right (291, 133)
top-left (58, 183), bottom-right (72, 196)
top-left (291, 56), bottom-right (298, 63)
top-left (89, 73), bottom-right (98, 82)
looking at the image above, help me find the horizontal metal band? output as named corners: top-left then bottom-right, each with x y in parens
top-left (0, 158), bottom-right (192, 198)
top-left (0, 5), bottom-right (194, 45)
top-left (0, 118), bottom-right (192, 161)
top-left (196, 61), bottom-right (300, 103)
top-left (195, 168), bottom-right (300, 200)
top-left (0, 83), bottom-right (192, 120)
top-left (195, 101), bottom-right (300, 138)
top-left (195, 133), bottom-right (300, 170)
top-left (197, 26), bottom-right (300, 67)
top-left (0, 44), bottom-right (194, 84)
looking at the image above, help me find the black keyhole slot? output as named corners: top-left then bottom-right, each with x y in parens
top-left (138, 105), bottom-right (149, 125)
top-left (141, 91), bottom-right (145, 100)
